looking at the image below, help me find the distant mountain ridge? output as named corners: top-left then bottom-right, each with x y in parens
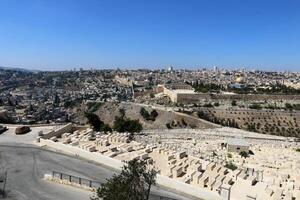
top-left (0, 66), bottom-right (39, 72)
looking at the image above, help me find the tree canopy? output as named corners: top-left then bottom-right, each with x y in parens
top-left (91, 159), bottom-right (156, 200)
top-left (113, 116), bottom-right (143, 133)
top-left (140, 108), bottom-right (158, 121)
top-left (85, 112), bottom-right (112, 133)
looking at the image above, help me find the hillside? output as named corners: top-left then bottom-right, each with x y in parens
top-left (92, 102), bottom-right (219, 130)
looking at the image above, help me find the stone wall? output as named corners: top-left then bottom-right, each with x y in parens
top-left (162, 86), bottom-right (300, 103)
top-left (42, 123), bottom-right (74, 139)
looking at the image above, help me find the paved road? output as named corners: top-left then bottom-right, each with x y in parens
top-left (0, 125), bottom-right (54, 144)
top-left (0, 142), bottom-right (192, 200)
top-left (0, 125), bottom-right (195, 200)
top-left (0, 143), bottom-right (113, 200)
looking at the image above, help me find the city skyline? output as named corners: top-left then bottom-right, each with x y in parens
top-left (0, 0), bottom-right (300, 71)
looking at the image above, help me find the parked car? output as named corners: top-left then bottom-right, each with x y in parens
top-left (15, 126), bottom-right (31, 135)
top-left (0, 125), bottom-right (8, 135)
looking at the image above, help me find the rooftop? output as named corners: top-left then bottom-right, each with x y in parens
top-left (172, 89), bottom-right (195, 94)
top-left (227, 137), bottom-right (249, 147)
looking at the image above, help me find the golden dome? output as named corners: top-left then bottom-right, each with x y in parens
top-left (235, 76), bottom-right (245, 83)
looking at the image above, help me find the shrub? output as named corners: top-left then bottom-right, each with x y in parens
top-left (239, 151), bottom-right (249, 158)
top-left (150, 109), bottom-right (158, 119)
top-left (85, 112), bottom-right (112, 133)
top-left (113, 116), bottom-right (143, 133)
top-left (231, 100), bottom-right (237, 106)
top-left (140, 107), bottom-right (150, 119)
top-left (249, 104), bottom-right (262, 110)
top-left (225, 162), bottom-right (237, 171)
top-left (140, 108), bottom-right (158, 121)
top-left (214, 102), bottom-right (220, 107)
top-left (91, 160), bottom-right (156, 200)
top-left (166, 123), bottom-right (172, 129)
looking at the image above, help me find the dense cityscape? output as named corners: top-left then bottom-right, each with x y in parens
top-left (0, 66), bottom-right (300, 200)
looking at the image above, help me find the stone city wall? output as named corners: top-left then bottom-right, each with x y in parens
top-left (162, 86), bottom-right (300, 103)
top-left (133, 89), bottom-right (155, 98)
top-left (163, 87), bottom-right (178, 102)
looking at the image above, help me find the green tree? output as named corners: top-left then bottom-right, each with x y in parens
top-left (140, 107), bottom-right (150, 120)
top-left (166, 123), bottom-right (172, 129)
top-left (231, 100), bottom-right (237, 106)
top-left (54, 94), bottom-right (60, 106)
top-left (113, 116), bottom-right (143, 133)
top-left (225, 162), bottom-right (237, 171)
top-left (249, 104), bottom-right (262, 110)
top-left (239, 151), bottom-right (249, 158)
top-left (150, 109), bottom-right (158, 120)
top-left (119, 108), bottom-right (126, 118)
top-left (140, 108), bottom-right (158, 121)
top-left (85, 112), bottom-right (112, 133)
top-left (91, 160), bottom-right (156, 200)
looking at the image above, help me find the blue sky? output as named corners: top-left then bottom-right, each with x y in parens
top-left (0, 0), bottom-right (299, 71)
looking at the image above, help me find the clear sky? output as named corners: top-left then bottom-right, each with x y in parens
top-left (0, 0), bottom-right (299, 71)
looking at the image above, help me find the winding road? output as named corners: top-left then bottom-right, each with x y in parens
top-left (0, 126), bottom-right (192, 200)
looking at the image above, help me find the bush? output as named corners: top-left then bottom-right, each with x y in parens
top-left (140, 108), bottom-right (158, 121)
top-left (247, 124), bottom-right (256, 132)
top-left (181, 119), bottom-right (187, 127)
top-left (87, 102), bottom-right (103, 113)
top-left (248, 150), bottom-right (255, 155)
top-left (91, 160), bottom-right (156, 200)
top-left (113, 116), bottom-right (143, 133)
top-left (239, 151), bottom-right (249, 158)
top-left (140, 107), bottom-right (150, 119)
top-left (203, 103), bottom-right (213, 108)
top-left (285, 103), bottom-right (300, 110)
top-left (214, 102), bottom-right (220, 107)
top-left (85, 112), bottom-right (112, 133)
top-left (231, 100), bottom-right (237, 106)
top-left (150, 109), bottom-right (158, 119)
top-left (193, 83), bottom-right (222, 93)
top-left (166, 123), bottom-right (172, 129)
top-left (225, 162), bottom-right (237, 171)
top-left (249, 104), bottom-right (262, 110)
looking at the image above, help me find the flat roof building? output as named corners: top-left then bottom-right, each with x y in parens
top-left (227, 138), bottom-right (249, 153)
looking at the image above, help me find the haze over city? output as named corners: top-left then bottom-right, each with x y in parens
top-left (0, 0), bottom-right (300, 71)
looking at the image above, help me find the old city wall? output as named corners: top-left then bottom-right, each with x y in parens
top-left (176, 93), bottom-right (211, 103)
top-left (163, 87), bottom-right (178, 102)
top-left (211, 94), bottom-right (300, 101)
top-left (133, 89), bottom-right (154, 98)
